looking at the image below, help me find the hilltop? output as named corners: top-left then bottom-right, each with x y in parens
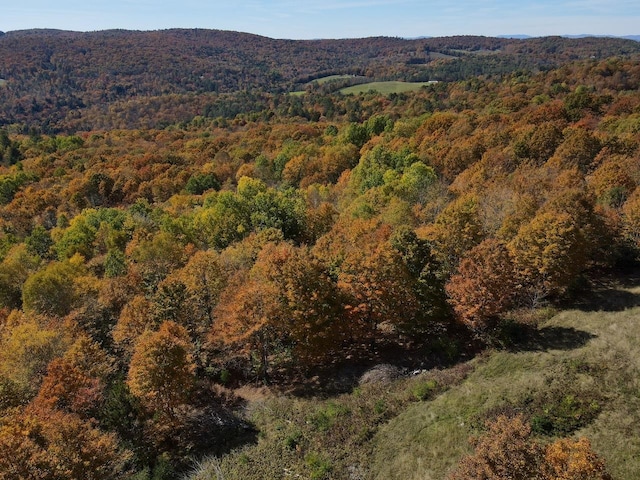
top-left (189, 277), bottom-right (640, 479)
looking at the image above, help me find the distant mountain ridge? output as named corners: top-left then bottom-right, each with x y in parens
top-left (499, 34), bottom-right (640, 41)
top-left (1, 29), bottom-right (639, 131)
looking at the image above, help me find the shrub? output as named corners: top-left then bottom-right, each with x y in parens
top-left (412, 379), bottom-right (439, 401)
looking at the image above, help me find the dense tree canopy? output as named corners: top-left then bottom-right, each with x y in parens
top-left (0, 34), bottom-right (637, 479)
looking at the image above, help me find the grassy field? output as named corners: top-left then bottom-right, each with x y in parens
top-left (290, 75), bottom-right (366, 95)
top-left (373, 279), bottom-right (640, 480)
top-left (186, 277), bottom-right (640, 480)
top-left (340, 81), bottom-right (438, 95)
top-left (0, 79), bottom-right (6, 87)
top-left (312, 74), bottom-right (357, 85)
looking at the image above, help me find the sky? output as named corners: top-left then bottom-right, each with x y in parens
top-left (2, 0), bottom-right (639, 39)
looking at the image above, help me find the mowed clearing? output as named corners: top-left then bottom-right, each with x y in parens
top-left (340, 81), bottom-right (438, 95)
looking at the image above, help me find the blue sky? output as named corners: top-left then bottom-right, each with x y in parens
top-left (2, 0), bottom-right (638, 39)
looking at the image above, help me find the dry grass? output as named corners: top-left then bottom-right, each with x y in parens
top-left (371, 280), bottom-right (640, 480)
top-left (185, 278), bottom-right (640, 480)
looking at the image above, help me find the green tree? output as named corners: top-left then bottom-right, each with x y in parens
top-left (128, 231), bottom-right (187, 291)
top-left (397, 161), bottom-right (437, 204)
top-left (25, 225), bottom-right (54, 259)
top-left (22, 255), bottom-right (85, 317)
top-left (0, 244), bottom-right (40, 309)
top-left (192, 191), bottom-right (251, 249)
top-left (184, 172), bottom-right (220, 195)
top-left (389, 226), bottom-right (449, 330)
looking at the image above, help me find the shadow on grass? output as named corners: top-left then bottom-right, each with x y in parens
top-left (180, 406), bottom-right (258, 458)
top-left (284, 329), bottom-right (475, 398)
top-left (567, 287), bottom-right (640, 312)
top-left (563, 270), bottom-right (640, 312)
top-left (503, 324), bottom-right (596, 353)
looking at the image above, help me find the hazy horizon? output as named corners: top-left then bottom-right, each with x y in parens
top-left (2, 1), bottom-right (639, 40)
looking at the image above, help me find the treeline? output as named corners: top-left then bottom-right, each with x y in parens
top-left (0, 55), bottom-right (639, 478)
top-left (0, 29), bottom-right (639, 132)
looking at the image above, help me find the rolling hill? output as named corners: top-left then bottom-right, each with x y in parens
top-left (0, 29), bottom-right (639, 132)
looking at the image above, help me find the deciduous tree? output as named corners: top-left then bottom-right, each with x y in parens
top-left (448, 415), bottom-right (543, 480)
top-left (127, 321), bottom-right (196, 417)
top-left (446, 239), bottom-right (517, 332)
top-left (449, 415), bottom-right (612, 480)
top-left (0, 406), bottom-right (130, 480)
top-left (430, 194), bottom-right (485, 270)
top-left (542, 437), bottom-right (612, 480)
top-left (21, 255), bottom-right (85, 317)
top-left (338, 241), bottom-right (419, 348)
top-left (508, 211), bottom-right (589, 302)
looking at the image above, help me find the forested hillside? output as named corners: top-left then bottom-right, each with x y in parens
top-left (0, 29), bottom-right (639, 131)
top-left (0, 31), bottom-right (639, 479)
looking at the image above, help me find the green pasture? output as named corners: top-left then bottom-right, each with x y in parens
top-left (340, 81), bottom-right (438, 95)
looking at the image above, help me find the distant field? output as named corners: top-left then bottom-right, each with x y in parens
top-left (450, 48), bottom-right (500, 56)
top-left (340, 81), bottom-right (438, 95)
top-left (0, 79), bottom-right (6, 87)
top-left (290, 75), bottom-right (368, 95)
top-left (312, 74), bottom-right (356, 85)
top-left (429, 52), bottom-right (458, 60)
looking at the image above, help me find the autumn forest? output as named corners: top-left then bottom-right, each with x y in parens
top-left (0, 29), bottom-right (640, 479)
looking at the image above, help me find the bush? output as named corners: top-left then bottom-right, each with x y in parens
top-left (530, 394), bottom-right (601, 436)
top-left (305, 452), bottom-right (333, 480)
top-left (412, 379), bottom-right (439, 401)
top-left (309, 402), bottom-right (350, 432)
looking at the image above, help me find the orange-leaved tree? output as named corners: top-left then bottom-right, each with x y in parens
top-left (449, 415), bottom-right (543, 480)
top-left (445, 238), bottom-right (517, 332)
top-left (212, 242), bottom-right (341, 381)
top-left (211, 274), bottom-right (283, 383)
top-left (337, 240), bottom-right (419, 348)
top-left (0, 405), bottom-right (130, 480)
top-left (112, 294), bottom-right (157, 358)
top-left (542, 437), bottom-right (612, 480)
top-left (508, 210), bottom-right (589, 304)
top-left (34, 357), bottom-right (102, 416)
top-left (250, 242), bottom-right (342, 361)
top-left (449, 415), bottom-right (612, 480)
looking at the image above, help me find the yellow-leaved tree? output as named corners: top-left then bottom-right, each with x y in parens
top-left (127, 321), bottom-right (196, 417)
